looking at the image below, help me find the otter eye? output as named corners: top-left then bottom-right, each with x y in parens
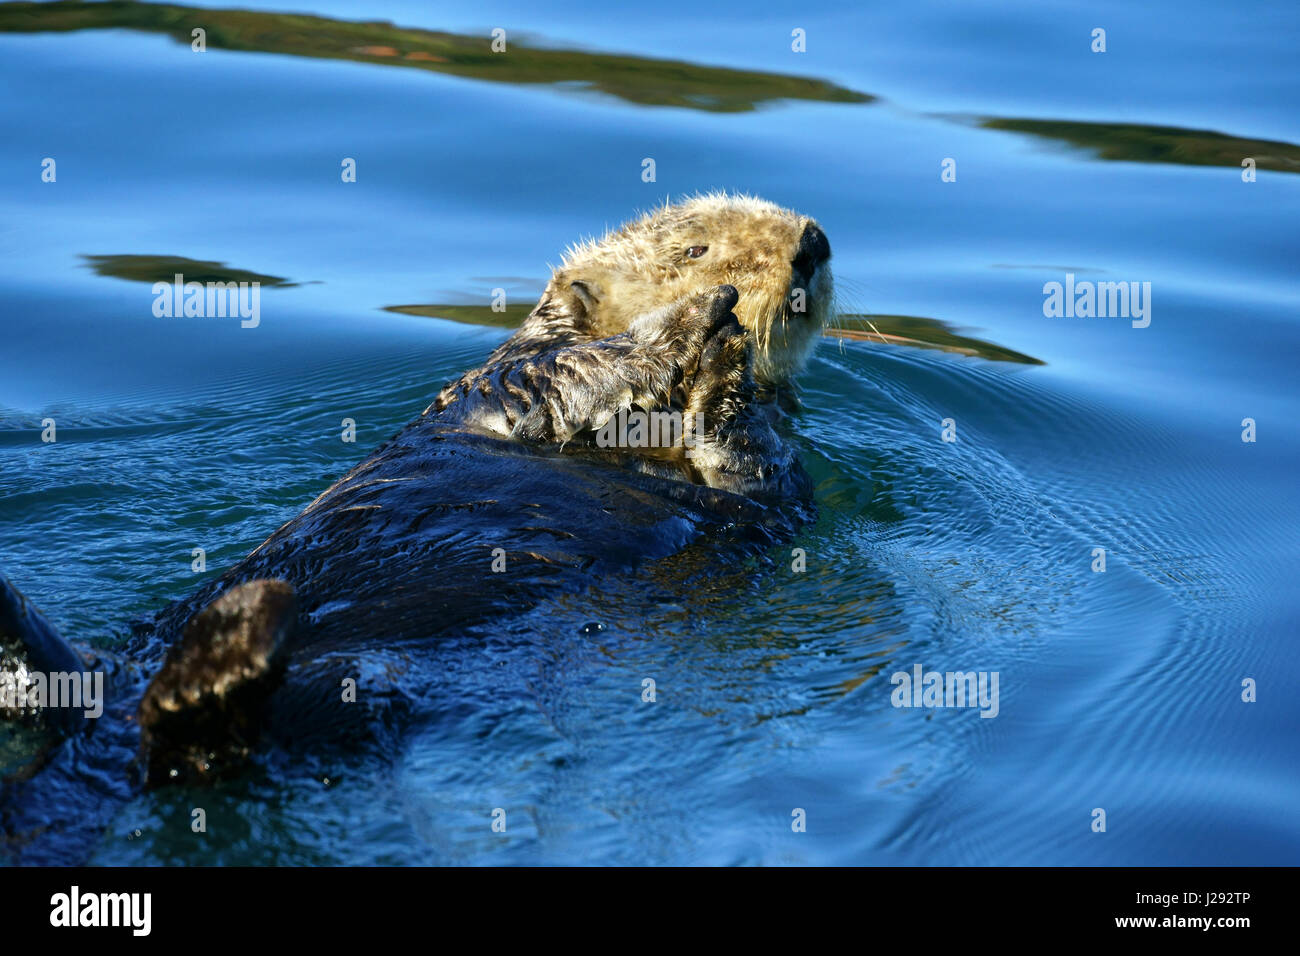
top-left (686, 245), bottom-right (708, 259)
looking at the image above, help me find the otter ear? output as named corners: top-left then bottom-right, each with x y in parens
top-left (540, 273), bottom-right (603, 328)
top-left (567, 278), bottom-right (601, 316)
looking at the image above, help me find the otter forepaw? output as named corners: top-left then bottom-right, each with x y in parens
top-left (630, 284), bottom-right (739, 364)
top-left (685, 290), bottom-right (754, 430)
top-left (675, 284), bottom-right (741, 363)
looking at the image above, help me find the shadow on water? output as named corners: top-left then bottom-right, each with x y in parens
top-left (0, 0), bottom-right (873, 112)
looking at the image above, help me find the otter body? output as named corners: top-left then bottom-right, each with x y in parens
top-left (1, 194), bottom-right (832, 800)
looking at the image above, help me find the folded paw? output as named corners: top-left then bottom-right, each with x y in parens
top-left (682, 287), bottom-right (753, 427)
top-left (629, 284), bottom-right (740, 371)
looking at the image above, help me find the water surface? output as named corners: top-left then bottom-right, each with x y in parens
top-left (1, 0), bottom-right (1297, 865)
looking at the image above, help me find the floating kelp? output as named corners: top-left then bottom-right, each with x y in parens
top-left (0, 1), bottom-right (873, 113)
top-left (829, 314), bottom-right (1044, 365)
top-left (81, 254), bottom-right (296, 287)
top-left (979, 116), bottom-right (1300, 174)
top-left (384, 302), bottom-right (534, 329)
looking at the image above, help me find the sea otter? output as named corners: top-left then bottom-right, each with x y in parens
top-left (0, 194), bottom-right (832, 796)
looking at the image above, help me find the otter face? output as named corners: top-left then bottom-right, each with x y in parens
top-left (550, 194), bottom-right (832, 390)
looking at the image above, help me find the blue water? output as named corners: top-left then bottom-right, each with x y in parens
top-left (1, 0), bottom-right (1297, 864)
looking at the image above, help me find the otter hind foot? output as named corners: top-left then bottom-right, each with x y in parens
top-left (137, 579), bottom-right (296, 786)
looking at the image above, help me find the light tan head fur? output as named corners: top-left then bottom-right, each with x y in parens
top-left (540, 193), bottom-right (832, 390)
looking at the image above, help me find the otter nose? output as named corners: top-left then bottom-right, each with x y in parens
top-left (792, 222), bottom-right (830, 280)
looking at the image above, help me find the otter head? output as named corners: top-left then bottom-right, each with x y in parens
top-left (545, 194), bottom-right (832, 392)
